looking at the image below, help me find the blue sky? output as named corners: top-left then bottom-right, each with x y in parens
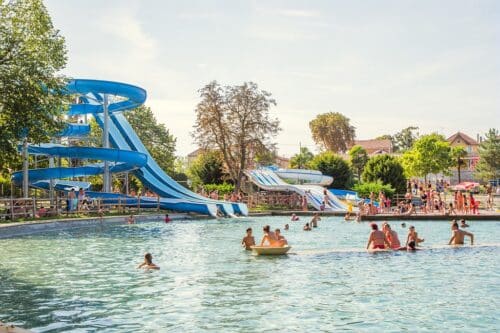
top-left (45, 0), bottom-right (499, 157)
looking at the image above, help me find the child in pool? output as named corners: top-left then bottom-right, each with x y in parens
top-left (138, 253), bottom-right (160, 270)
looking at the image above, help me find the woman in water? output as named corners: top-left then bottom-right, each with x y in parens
top-left (138, 253), bottom-right (160, 270)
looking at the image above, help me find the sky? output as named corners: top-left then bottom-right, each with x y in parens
top-left (44, 0), bottom-right (499, 157)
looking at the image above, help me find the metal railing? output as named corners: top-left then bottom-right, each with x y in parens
top-left (0, 196), bottom-right (163, 222)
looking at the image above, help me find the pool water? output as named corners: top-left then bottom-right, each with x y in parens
top-left (0, 217), bottom-right (499, 332)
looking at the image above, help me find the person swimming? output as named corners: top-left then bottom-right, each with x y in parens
top-left (241, 227), bottom-right (256, 250)
top-left (284, 224), bottom-right (289, 231)
top-left (460, 219), bottom-right (469, 228)
top-left (382, 222), bottom-right (401, 249)
top-left (448, 221), bottom-right (474, 245)
top-left (275, 228), bottom-right (288, 245)
top-left (290, 213), bottom-right (299, 221)
top-left (164, 214), bottom-right (172, 223)
top-left (366, 223), bottom-right (390, 250)
top-left (137, 253), bottom-right (160, 270)
top-left (303, 223), bottom-right (312, 231)
top-left (310, 213), bottom-right (321, 228)
top-left (406, 226), bottom-right (424, 247)
top-left (260, 225), bottom-right (285, 247)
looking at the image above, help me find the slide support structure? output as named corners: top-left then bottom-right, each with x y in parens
top-left (102, 93), bottom-right (111, 193)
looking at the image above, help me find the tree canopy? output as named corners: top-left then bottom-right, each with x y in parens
top-left (193, 81), bottom-right (280, 191)
top-left (401, 133), bottom-right (452, 180)
top-left (450, 146), bottom-right (467, 184)
top-left (309, 112), bottom-right (355, 153)
top-left (362, 154), bottom-right (406, 193)
top-left (474, 128), bottom-right (499, 182)
top-left (376, 126), bottom-right (419, 152)
top-left (0, 0), bottom-right (67, 171)
top-left (187, 150), bottom-right (225, 187)
top-left (289, 147), bottom-right (314, 169)
top-left (308, 151), bottom-right (353, 189)
top-left (348, 145), bottom-right (368, 180)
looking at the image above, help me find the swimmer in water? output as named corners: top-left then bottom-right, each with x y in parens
top-left (275, 228), bottom-right (288, 245)
top-left (284, 224), bottom-right (289, 231)
top-left (406, 226), bottom-right (424, 247)
top-left (241, 227), bottom-right (256, 250)
top-left (260, 225), bottom-right (285, 247)
top-left (310, 213), bottom-right (321, 228)
top-left (290, 213), bottom-right (299, 221)
top-left (382, 222), bottom-right (401, 249)
top-left (401, 222), bottom-right (406, 228)
top-left (127, 214), bottom-right (135, 224)
top-left (459, 219), bottom-right (469, 228)
top-left (448, 221), bottom-right (474, 245)
top-left (303, 223), bottom-right (312, 231)
top-left (366, 223), bottom-right (390, 250)
top-left (165, 214), bottom-right (172, 223)
top-left (138, 253), bottom-right (160, 270)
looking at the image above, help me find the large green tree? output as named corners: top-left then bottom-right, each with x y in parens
top-left (401, 133), bottom-right (452, 181)
top-left (376, 126), bottom-right (419, 152)
top-left (125, 105), bottom-right (177, 174)
top-left (474, 128), bottom-right (500, 182)
top-left (187, 150), bottom-right (225, 187)
top-left (289, 147), bottom-right (314, 169)
top-left (348, 145), bottom-right (368, 181)
top-left (308, 151), bottom-right (353, 189)
top-left (193, 81), bottom-right (280, 191)
top-left (362, 154), bottom-right (406, 193)
top-left (0, 0), bottom-right (67, 172)
top-left (309, 112), bottom-right (355, 153)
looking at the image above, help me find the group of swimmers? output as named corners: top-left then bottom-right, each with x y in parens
top-left (366, 219), bottom-right (474, 251)
top-left (241, 225), bottom-right (289, 250)
top-left (290, 212), bottom-right (321, 231)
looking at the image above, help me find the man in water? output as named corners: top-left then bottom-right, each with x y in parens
top-left (406, 226), bottom-right (424, 246)
top-left (303, 223), bottom-right (312, 231)
top-left (260, 225), bottom-right (285, 247)
top-left (241, 228), bottom-right (256, 250)
top-left (448, 221), bottom-right (474, 245)
top-left (311, 213), bottom-right (321, 228)
top-left (366, 223), bottom-right (390, 250)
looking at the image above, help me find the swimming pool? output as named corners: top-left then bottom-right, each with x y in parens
top-left (0, 216), bottom-right (499, 332)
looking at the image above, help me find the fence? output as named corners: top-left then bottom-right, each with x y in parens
top-left (0, 196), bottom-right (163, 222)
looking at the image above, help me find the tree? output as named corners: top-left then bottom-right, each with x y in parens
top-left (474, 128), bottom-right (500, 182)
top-left (308, 151), bottom-right (353, 189)
top-left (125, 105), bottom-right (177, 174)
top-left (450, 146), bottom-right (467, 184)
top-left (0, 0), bottom-right (67, 171)
top-left (401, 133), bottom-right (452, 181)
top-left (362, 154), bottom-right (406, 193)
top-left (289, 147), bottom-right (314, 169)
top-left (393, 126), bottom-right (419, 152)
top-left (348, 145), bottom-right (368, 181)
top-left (187, 150), bottom-right (225, 187)
top-left (309, 112), bottom-right (355, 153)
top-left (193, 81), bottom-right (280, 191)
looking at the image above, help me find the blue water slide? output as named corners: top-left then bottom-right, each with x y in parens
top-left (108, 112), bottom-right (247, 216)
top-left (12, 79), bottom-right (235, 217)
top-left (66, 79), bottom-right (246, 216)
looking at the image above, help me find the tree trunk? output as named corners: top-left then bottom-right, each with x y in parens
top-left (457, 159), bottom-right (461, 184)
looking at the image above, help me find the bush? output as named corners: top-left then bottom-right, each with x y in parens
top-left (362, 154), bottom-right (406, 193)
top-left (308, 151), bottom-right (353, 189)
top-left (353, 181), bottom-right (395, 199)
top-left (202, 183), bottom-right (235, 195)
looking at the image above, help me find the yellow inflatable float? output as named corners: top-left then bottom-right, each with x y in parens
top-left (251, 246), bottom-right (291, 255)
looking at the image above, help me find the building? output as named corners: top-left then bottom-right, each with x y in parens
top-left (446, 131), bottom-right (480, 183)
top-left (351, 139), bottom-right (393, 155)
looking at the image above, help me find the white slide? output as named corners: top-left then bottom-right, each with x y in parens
top-left (245, 168), bottom-right (347, 212)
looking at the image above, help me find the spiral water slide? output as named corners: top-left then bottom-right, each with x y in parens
top-left (12, 79), bottom-right (248, 217)
top-left (245, 168), bottom-right (347, 212)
